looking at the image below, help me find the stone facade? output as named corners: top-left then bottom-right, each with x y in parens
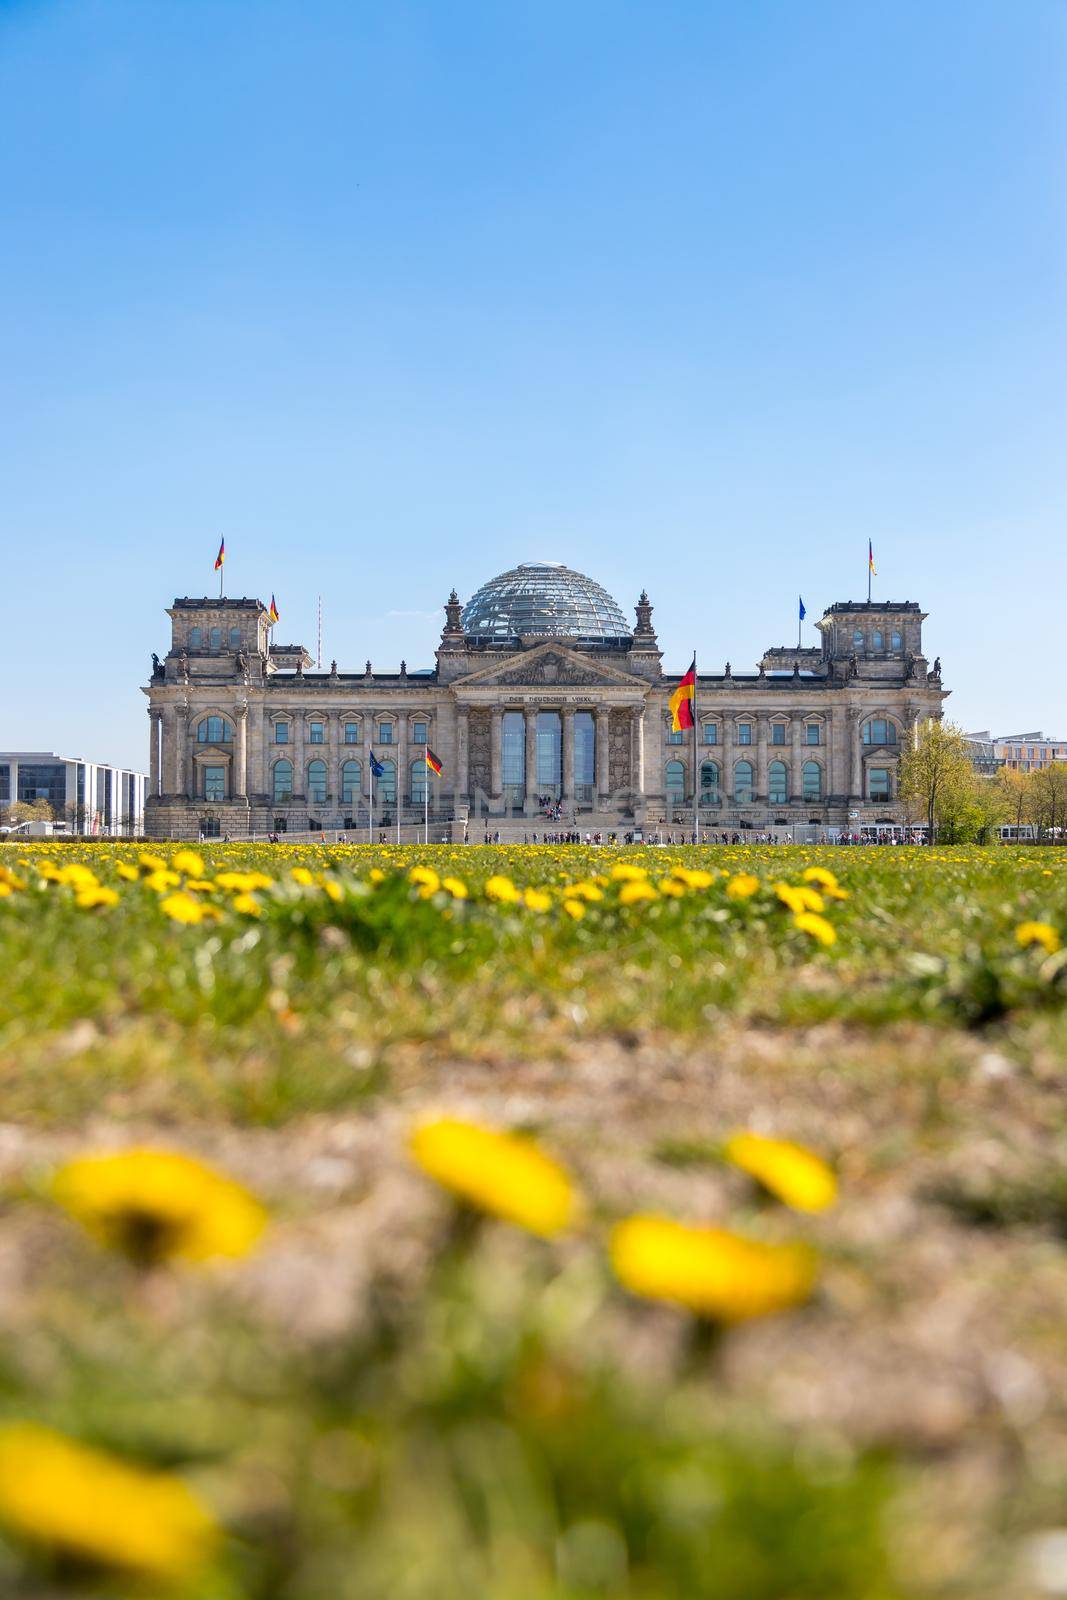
top-left (142, 575), bottom-right (948, 839)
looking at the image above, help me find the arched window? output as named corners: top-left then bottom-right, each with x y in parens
top-left (229, 627), bottom-right (241, 648)
top-left (273, 760), bottom-right (293, 802)
top-left (862, 718), bottom-right (898, 747)
top-left (209, 627), bottom-right (222, 650)
top-left (872, 630), bottom-right (884, 651)
top-left (734, 760), bottom-right (754, 803)
top-left (852, 629), bottom-right (865, 652)
top-left (802, 761), bottom-right (822, 802)
top-left (699, 761), bottom-right (720, 802)
top-left (341, 761), bottom-right (361, 804)
top-left (665, 760), bottom-right (686, 806)
top-left (189, 627), bottom-right (202, 648)
top-left (197, 716), bottom-right (232, 744)
top-left (410, 758), bottom-right (428, 804)
top-left (891, 630), bottom-right (903, 651)
top-left (377, 759), bottom-right (396, 805)
top-left (768, 760), bottom-right (788, 804)
top-left (307, 760), bottom-right (327, 804)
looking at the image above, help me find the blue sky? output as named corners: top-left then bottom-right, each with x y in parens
top-left (1, 0), bottom-right (1064, 769)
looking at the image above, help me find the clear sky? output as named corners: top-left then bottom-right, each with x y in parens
top-left (1, 0), bottom-right (1065, 770)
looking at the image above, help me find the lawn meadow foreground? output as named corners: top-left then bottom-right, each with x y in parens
top-left (0, 840), bottom-right (1065, 1599)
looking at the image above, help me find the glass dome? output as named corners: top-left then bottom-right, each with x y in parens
top-left (462, 562), bottom-right (631, 645)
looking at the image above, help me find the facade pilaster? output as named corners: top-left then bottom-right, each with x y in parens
top-left (293, 715), bottom-right (305, 802)
top-left (562, 707), bottom-right (576, 800)
top-left (721, 713), bottom-right (734, 806)
top-left (148, 710), bottom-right (160, 796)
top-left (234, 704), bottom-right (248, 798)
top-left (595, 707), bottom-right (610, 802)
top-left (490, 708), bottom-right (503, 800)
top-left (397, 714), bottom-right (409, 815)
top-left (756, 716), bottom-right (768, 802)
top-left (524, 710), bottom-right (538, 807)
top-left (632, 706), bottom-right (646, 799)
top-left (456, 707), bottom-right (470, 798)
top-left (175, 708), bottom-right (189, 799)
top-left (790, 712), bottom-right (803, 800)
top-left (849, 708), bottom-right (862, 798)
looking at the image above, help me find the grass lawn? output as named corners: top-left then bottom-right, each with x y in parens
top-left (0, 841), bottom-right (1064, 1598)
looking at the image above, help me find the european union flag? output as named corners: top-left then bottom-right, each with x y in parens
top-left (369, 752), bottom-right (385, 778)
top-left (798, 596), bottom-right (806, 620)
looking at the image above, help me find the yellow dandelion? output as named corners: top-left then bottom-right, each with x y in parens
top-left (215, 870), bottom-right (273, 892)
top-left (0, 882), bottom-right (11, 899)
top-left (171, 849), bottom-right (204, 878)
top-left (724, 1131), bottom-right (838, 1212)
top-left (0, 1422), bottom-right (219, 1585)
top-left (138, 851), bottom-right (167, 872)
top-left (793, 911), bottom-right (837, 946)
top-left (322, 879), bottom-right (342, 902)
top-left (1015, 921), bottom-right (1061, 955)
top-left (54, 863), bottom-right (99, 889)
top-left (291, 866), bottom-right (315, 886)
top-left (562, 898), bottom-right (586, 920)
top-left (441, 876), bottom-right (468, 899)
top-left (775, 882), bottom-right (825, 915)
top-left (231, 892), bottom-right (261, 916)
top-left (672, 866), bottom-right (715, 890)
top-left (75, 886), bottom-right (120, 910)
top-left (609, 1215), bottom-right (817, 1322)
top-left (485, 874), bottom-right (521, 904)
top-left (116, 862), bottom-right (140, 881)
top-left (523, 887), bottom-right (553, 912)
top-left (369, 868), bottom-right (386, 883)
top-left (408, 865), bottom-right (441, 897)
top-left (52, 1147), bottom-right (266, 1265)
top-left (619, 878), bottom-right (659, 905)
top-left (658, 878), bottom-right (686, 897)
top-left (409, 1117), bottom-right (577, 1236)
top-left (160, 891), bottom-right (206, 925)
top-left (725, 873), bottom-right (760, 899)
top-left (143, 868), bottom-right (182, 894)
top-left (610, 862), bottom-right (648, 881)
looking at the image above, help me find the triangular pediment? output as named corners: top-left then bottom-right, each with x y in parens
top-left (453, 640), bottom-right (642, 690)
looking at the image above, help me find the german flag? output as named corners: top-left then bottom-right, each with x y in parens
top-left (868, 539), bottom-right (876, 577)
top-left (669, 656), bottom-right (696, 733)
top-left (214, 537), bottom-right (226, 571)
top-left (268, 593), bottom-right (280, 624)
top-left (424, 747), bottom-right (443, 777)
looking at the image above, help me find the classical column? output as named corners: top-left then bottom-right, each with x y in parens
top-left (234, 704), bottom-right (248, 799)
top-left (721, 713), bottom-right (734, 810)
top-left (148, 709), bottom-right (160, 797)
top-left (849, 709), bottom-right (862, 798)
top-left (632, 706), bottom-right (645, 799)
top-left (397, 713), bottom-right (409, 816)
top-left (292, 714), bottom-right (305, 801)
top-left (755, 716), bottom-right (768, 803)
top-left (490, 708), bottom-right (503, 800)
top-left (562, 707), bottom-right (576, 801)
top-left (790, 712), bottom-right (803, 802)
top-left (828, 704), bottom-right (841, 797)
top-left (175, 708), bottom-right (189, 799)
top-left (456, 707), bottom-right (470, 798)
top-left (524, 709), bottom-right (538, 807)
top-left (326, 709), bottom-right (339, 810)
top-left (595, 706), bottom-right (610, 803)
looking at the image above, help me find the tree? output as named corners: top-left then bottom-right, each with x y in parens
top-left (1029, 762), bottom-right (1067, 842)
top-left (898, 721), bottom-right (983, 842)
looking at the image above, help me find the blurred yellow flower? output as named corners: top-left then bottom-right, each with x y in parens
top-left (441, 876), bottom-right (468, 899)
top-left (672, 866), bottom-right (715, 890)
top-left (0, 1422), bottom-right (219, 1584)
top-left (172, 849), bottom-right (204, 878)
top-left (619, 879), bottom-right (658, 905)
top-left (793, 911), bottom-right (837, 946)
top-left (610, 1215), bottom-right (817, 1321)
top-left (138, 852), bottom-right (167, 872)
top-left (160, 891), bottom-right (207, 925)
top-left (215, 870), bottom-right (273, 892)
top-left (775, 882), bottom-right (825, 914)
top-left (116, 862), bottom-right (140, 881)
top-left (231, 892), bottom-right (262, 915)
top-left (54, 863), bottom-right (99, 889)
top-left (52, 1147), bottom-right (266, 1265)
top-left (725, 873), bottom-right (759, 899)
top-left (724, 1131), bottom-right (838, 1212)
top-left (567, 880), bottom-right (603, 901)
top-left (658, 878), bottom-right (686, 897)
top-left (524, 887), bottom-right (553, 912)
top-left (143, 868), bottom-right (182, 894)
top-left (291, 866), bottom-right (315, 886)
top-left (801, 865), bottom-right (849, 899)
top-left (610, 862), bottom-right (647, 881)
top-left (562, 898), bottom-right (586, 920)
top-left (409, 1117), bottom-right (577, 1236)
top-left (75, 886), bottom-right (119, 910)
top-left (1015, 921), bottom-right (1061, 954)
top-left (485, 874), bottom-right (521, 904)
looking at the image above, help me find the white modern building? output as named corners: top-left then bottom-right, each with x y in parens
top-left (0, 751), bottom-right (147, 836)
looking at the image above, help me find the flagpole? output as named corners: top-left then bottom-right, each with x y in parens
top-left (425, 770), bottom-right (429, 846)
top-left (867, 543), bottom-right (872, 604)
top-left (369, 767), bottom-right (373, 845)
top-left (692, 650), bottom-right (699, 846)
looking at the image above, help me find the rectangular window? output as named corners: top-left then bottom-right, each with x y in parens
top-left (203, 766), bottom-right (225, 802)
top-left (412, 721), bottom-right (428, 744)
top-left (868, 767), bottom-right (891, 802)
top-left (806, 723), bottom-right (820, 745)
top-left (738, 723), bottom-right (752, 745)
top-left (703, 724), bottom-right (717, 745)
top-left (344, 723), bottom-right (360, 744)
top-left (275, 723), bottom-right (289, 744)
top-left (667, 728), bottom-right (684, 745)
top-left (309, 722), bottom-right (324, 744)
top-left (771, 724), bottom-right (786, 745)
top-left (378, 723), bottom-right (393, 744)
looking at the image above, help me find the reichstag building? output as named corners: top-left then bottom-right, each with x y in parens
top-left (143, 561), bottom-right (947, 839)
